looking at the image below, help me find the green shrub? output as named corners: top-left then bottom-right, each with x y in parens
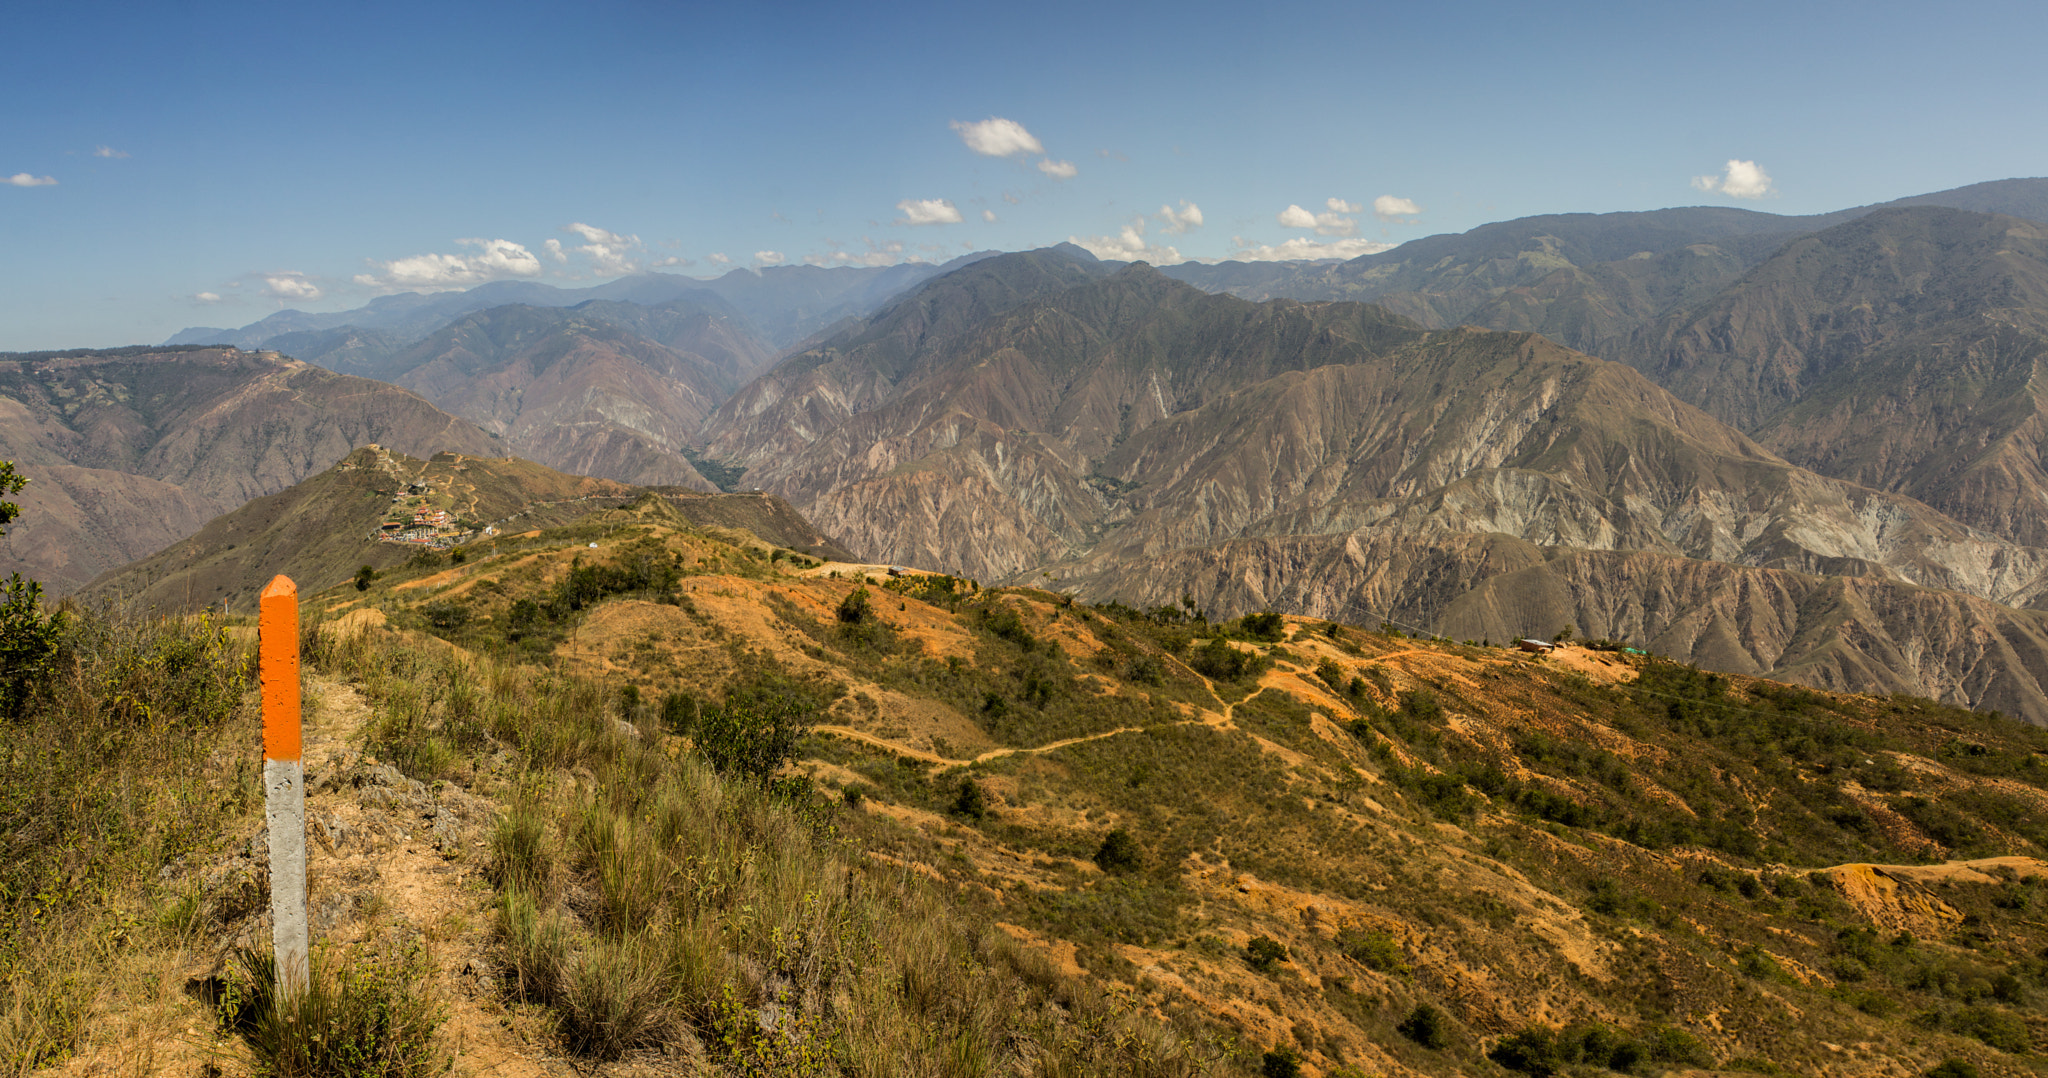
top-left (1261, 1046), bottom-right (1302, 1078)
top-left (837, 585), bottom-right (872, 624)
top-left (694, 673), bottom-right (818, 786)
top-left (1245, 936), bottom-right (1288, 972)
top-left (1397, 1003), bottom-right (1448, 1049)
top-left (217, 944), bottom-right (446, 1078)
top-left (1239, 612), bottom-right (1286, 642)
top-left (1336, 927), bottom-right (1408, 973)
top-left (1189, 637), bottom-right (1269, 681)
top-left (952, 778), bottom-right (990, 820)
top-left (1094, 828), bottom-right (1142, 875)
top-left (1949, 1006), bottom-right (2028, 1052)
top-left (1490, 1026), bottom-right (1560, 1075)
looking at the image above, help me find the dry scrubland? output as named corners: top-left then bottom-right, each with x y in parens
top-left (7, 493), bottom-right (2048, 1077)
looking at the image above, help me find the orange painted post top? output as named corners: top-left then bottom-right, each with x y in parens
top-left (260, 575), bottom-right (301, 762)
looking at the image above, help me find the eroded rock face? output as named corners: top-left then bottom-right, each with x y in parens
top-left (1061, 529), bottom-right (2048, 724)
top-left (695, 254), bottom-right (2048, 719)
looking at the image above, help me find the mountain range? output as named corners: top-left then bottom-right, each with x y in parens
top-left (21, 174), bottom-right (2047, 718)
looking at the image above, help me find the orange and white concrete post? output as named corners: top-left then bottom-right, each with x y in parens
top-left (260, 575), bottom-right (309, 999)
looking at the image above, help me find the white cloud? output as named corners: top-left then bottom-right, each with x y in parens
top-left (560, 222), bottom-right (644, 276)
top-left (1156, 201), bottom-right (1203, 233)
top-left (982, 209), bottom-right (998, 223)
top-left (1277, 204), bottom-right (1319, 229)
top-left (950, 117), bottom-right (1044, 157)
top-left (651, 255), bottom-right (693, 268)
top-left (5, 173), bottom-right (56, 187)
top-left (1002, 191), bottom-right (1023, 205)
top-left (1068, 218), bottom-right (1185, 265)
top-left (542, 238), bottom-right (567, 264)
top-left (1228, 235), bottom-right (1394, 262)
top-left (263, 273), bottom-right (323, 301)
top-left (1276, 201), bottom-right (1360, 235)
top-left (354, 238), bottom-right (543, 291)
top-left (1373, 195), bottom-right (1422, 222)
top-left (92, 146), bottom-right (128, 159)
top-left (895, 198), bottom-right (964, 226)
top-left (1037, 158), bottom-right (1078, 180)
top-left (707, 252), bottom-right (731, 265)
top-left (562, 222), bottom-right (630, 246)
top-left (1692, 159), bottom-right (1776, 200)
top-left (754, 251), bottom-right (785, 266)
top-left (194, 291), bottom-right (222, 303)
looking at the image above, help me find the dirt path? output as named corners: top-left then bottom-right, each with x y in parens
top-left (817, 661), bottom-right (1284, 776)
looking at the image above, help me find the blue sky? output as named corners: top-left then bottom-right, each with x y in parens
top-left (5, 0), bottom-right (2045, 350)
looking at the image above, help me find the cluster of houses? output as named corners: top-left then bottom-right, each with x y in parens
top-left (371, 482), bottom-right (474, 549)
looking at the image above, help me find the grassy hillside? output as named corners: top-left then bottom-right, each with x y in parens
top-left (8, 499), bottom-right (2048, 1077)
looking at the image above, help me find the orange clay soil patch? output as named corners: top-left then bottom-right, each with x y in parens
top-left (393, 564), bottom-right (472, 592)
top-left (330, 606), bottom-right (390, 634)
top-left (1545, 645), bottom-right (1638, 685)
top-left (994, 923), bottom-right (1089, 979)
top-left (1815, 857), bottom-right (2048, 935)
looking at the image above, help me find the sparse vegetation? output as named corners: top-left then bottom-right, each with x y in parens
top-left (11, 498), bottom-right (2048, 1078)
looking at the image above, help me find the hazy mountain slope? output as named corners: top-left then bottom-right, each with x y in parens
top-left (380, 305), bottom-right (746, 489)
top-left (1162, 178), bottom-right (2048, 366)
top-left (1640, 207), bottom-right (2048, 546)
top-left (0, 347), bottom-right (498, 593)
top-left (0, 464), bottom-right (216, 596)
top-left (699, 244), bottom-right (1118, 469)
top-left (164, 258), bottom-right (984, 358)
top-left (164, 278), bottom-right (576, 349)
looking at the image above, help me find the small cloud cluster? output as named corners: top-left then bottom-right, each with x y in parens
top-left (706, 252), bottom-right (732, 265)
top-left (981, 209), bottom-right (998, 223)
top-left (1156, 200), bottom-right (1203, 234)
top-left (1069, 217), bottom-right (1185, 265)
top-left (1373, 195), bottom-right (1421, 222)
top-left (92, 146), bottom-right (129, 159)
top-left (5, 173), bottom-right (56, 187)
top-left (560, 222), bottom-right (644, 276)
top-left (355, 238), bottom-right (543, 291)
top-left (1229, 235), bottom-right (1394, 262)
top-left (1278, 197), bottom-right (1371, 236)
top-left (754, 251), bottom-right (785, 266)
top-left (194, 291), bottom-right (222, 303)
top-left (951, 116), bottom-right (1076, 182)
top-left (263, 272), bottom-right (323, 302)
top-left (1071, 200), bottom-right (1204, 263)
top-left (1692, 159), bottom-right (1776, 200)
top-left (951, 117), bottom-right (1041, 157)
top-left (896, 198), bottom-right (964, 226)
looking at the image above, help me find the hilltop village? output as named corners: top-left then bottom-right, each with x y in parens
top-left (372, 479), bottom-right (482, 548)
